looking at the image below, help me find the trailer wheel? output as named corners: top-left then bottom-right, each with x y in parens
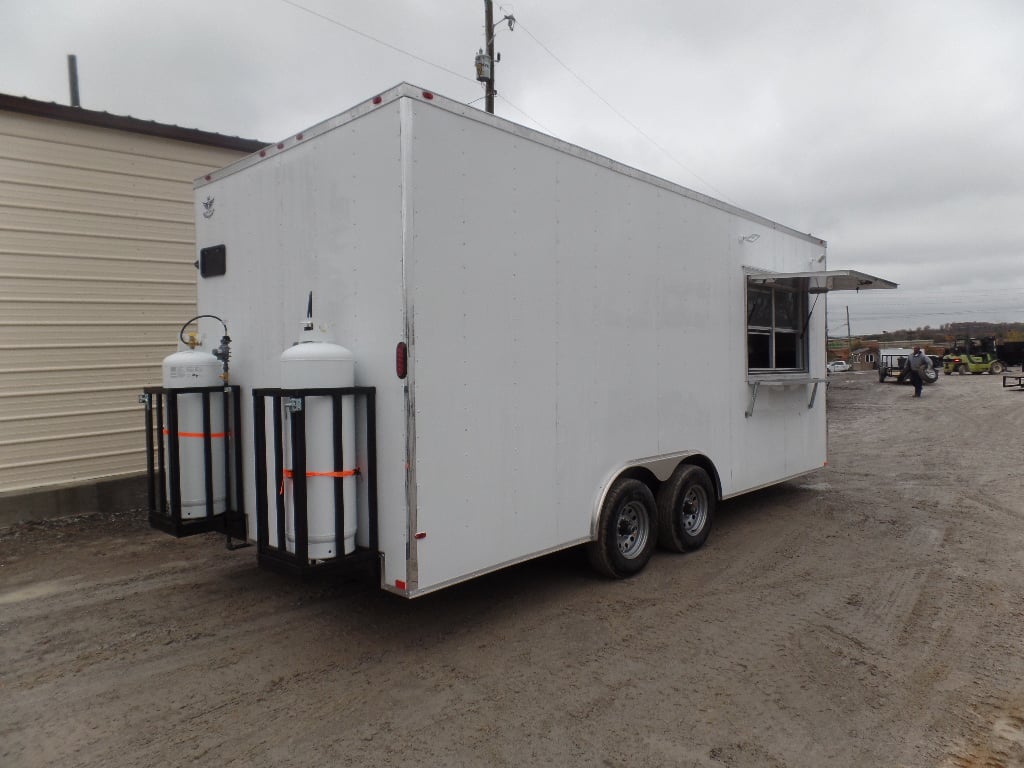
top-left (657, 464), bottom-right (715, 553)
top-left (990, 361), bottom-right (1006, 375)
top-left (958, 364), bottom-right (969, 374)
top-left (922, 368), bottom-right (938, 384)
top-left (588, 478), bottom-right (657, 579)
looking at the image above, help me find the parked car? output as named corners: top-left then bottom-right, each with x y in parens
top-left (827, 360), bottom-right (851, 373)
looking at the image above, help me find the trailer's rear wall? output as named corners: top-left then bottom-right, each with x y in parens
top-left (195, 104), bottom-right (410, 587)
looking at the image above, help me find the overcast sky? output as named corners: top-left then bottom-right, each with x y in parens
top-left (2, 0), bottom-right (1021, 336)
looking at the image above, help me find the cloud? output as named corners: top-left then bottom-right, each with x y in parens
top-left (2, 0), bottom-right (1022, 333)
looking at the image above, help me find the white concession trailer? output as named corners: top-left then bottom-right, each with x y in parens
top-left (143, 83), bottom-right (895, 597)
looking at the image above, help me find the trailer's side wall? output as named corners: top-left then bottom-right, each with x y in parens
top-left (406, 102), bottom-right (826, 592)
top-left (195, 105), bottom-right (410, 588)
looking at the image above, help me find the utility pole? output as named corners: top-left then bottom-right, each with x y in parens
top-left (484, 0), bottom-right (495, 113)
top-left (475, 0), bottom-right (515, 114)
top-left (846, 305), bottom-right (853, 360)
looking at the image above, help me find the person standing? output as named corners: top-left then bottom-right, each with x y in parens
top-left (906, 346), bottom-right (933, 397)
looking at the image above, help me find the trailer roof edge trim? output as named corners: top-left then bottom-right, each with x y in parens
top-left (194, 83), bottom-right (826, 247)
top-left (747, 269), bottom-right (897, 292)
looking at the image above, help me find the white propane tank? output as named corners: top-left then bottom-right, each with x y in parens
top-left (281, 330), bottom-right (357, 559)
top-left (162, 342), bottom-right (227, 518)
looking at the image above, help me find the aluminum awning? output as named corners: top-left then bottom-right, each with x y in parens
top-left (746, 269), bottom-right (897, 293)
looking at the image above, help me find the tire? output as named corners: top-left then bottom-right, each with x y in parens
top-left (656, 464), bottom-right (716, 553)
top-left (990, 361), bottom-right (1006, 375)
top-left (878, 367), bottom-right (887, 383)
top-left (587, 478), bottom-right (658, 578)
top-left (958, 364), bottom-right (969, 375)
top-left (922, 368), bottom-right (938, 384)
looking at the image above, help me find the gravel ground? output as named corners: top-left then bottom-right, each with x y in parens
top-left (2, 370), bottom-right (1024, 767)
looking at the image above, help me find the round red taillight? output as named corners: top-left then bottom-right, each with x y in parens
top-left (396, 341), bottom-right (408, 379)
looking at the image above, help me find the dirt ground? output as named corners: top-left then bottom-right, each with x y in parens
top-left (2, 370), bottom-right (1024, 768)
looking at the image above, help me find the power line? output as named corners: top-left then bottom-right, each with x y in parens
top-left (505, 12), bottom-right (736, 204)
top-left (276, 0), bottom-right (548, 131)
top-left (277, 0), bottom-right (475, 85)
top-left (496, 94), bottom-right (553, 134)
top-left (276, 0), bottom-right (746, 206)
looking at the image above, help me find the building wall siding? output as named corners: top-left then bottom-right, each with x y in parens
top-left (0, 109), bottom-right (250, 494)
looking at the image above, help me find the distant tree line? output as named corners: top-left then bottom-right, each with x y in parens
top-left (861, 322), bottom-right (1024, 346)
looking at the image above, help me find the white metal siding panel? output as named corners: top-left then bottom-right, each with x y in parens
top-left (0, 110), bottom-right (248, 494)
top-left (0, 156), bottom-right (189, 200)
top-left (0, 180), bottom-right (193, 220)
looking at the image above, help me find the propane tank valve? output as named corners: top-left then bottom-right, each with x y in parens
top-left (213, 334), bottom-right (232, 382)
top-left (177, 314), bottom-right (232, 382)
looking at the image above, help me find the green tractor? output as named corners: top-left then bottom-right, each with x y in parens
top-left (942, 336), bottom-right (1007, 375)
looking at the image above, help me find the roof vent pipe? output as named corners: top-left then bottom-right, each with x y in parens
top-left (67, 54), bottom-right (80, 108)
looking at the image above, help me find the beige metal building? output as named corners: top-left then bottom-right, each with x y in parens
top-left (0, 94), bottom-right (263, 522)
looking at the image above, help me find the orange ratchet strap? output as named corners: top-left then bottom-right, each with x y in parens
top-left (279, 467), bottom-right (360, 495)
top-left (162, 429), bottom-right (227, 438)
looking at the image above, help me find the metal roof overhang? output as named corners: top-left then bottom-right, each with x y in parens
top-left (746, 269), bottom-right (897, 293)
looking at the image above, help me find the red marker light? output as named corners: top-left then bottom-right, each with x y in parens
top-left (395, 580), bottom-right (407, 590)
top-left (396, 341), bottom-right (408, 379)
top-left (259, 149), bottom-right (266, 157)
top-left (296, 132), bottom-right (304, 140)
top-left (372, 95), bottom-right (383, 105)
top-left (204, 175), bottom-right (211, 181)
top-left (421, 91), bottom-right (434, 100)
top-left (414, 532), bottom-right (426, 540)
top-left (276, 142), bottom-right (284, 149)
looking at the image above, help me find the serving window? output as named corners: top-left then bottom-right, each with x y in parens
top-left (746, 281), bottom-right (806, 372)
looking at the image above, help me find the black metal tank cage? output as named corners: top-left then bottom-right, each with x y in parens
top-left (141, 385), bottom-right (246, 540)
top-left (252, 386), bottom-right (379, 579)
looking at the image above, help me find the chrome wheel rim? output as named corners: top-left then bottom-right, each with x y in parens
top-left (681, 485), bottom-right (708, 536)
top-left (616, 501), bottom-right (650, 559)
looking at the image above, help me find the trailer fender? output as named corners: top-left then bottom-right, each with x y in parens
top-left (590, 451), bottom-right (721, 541)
